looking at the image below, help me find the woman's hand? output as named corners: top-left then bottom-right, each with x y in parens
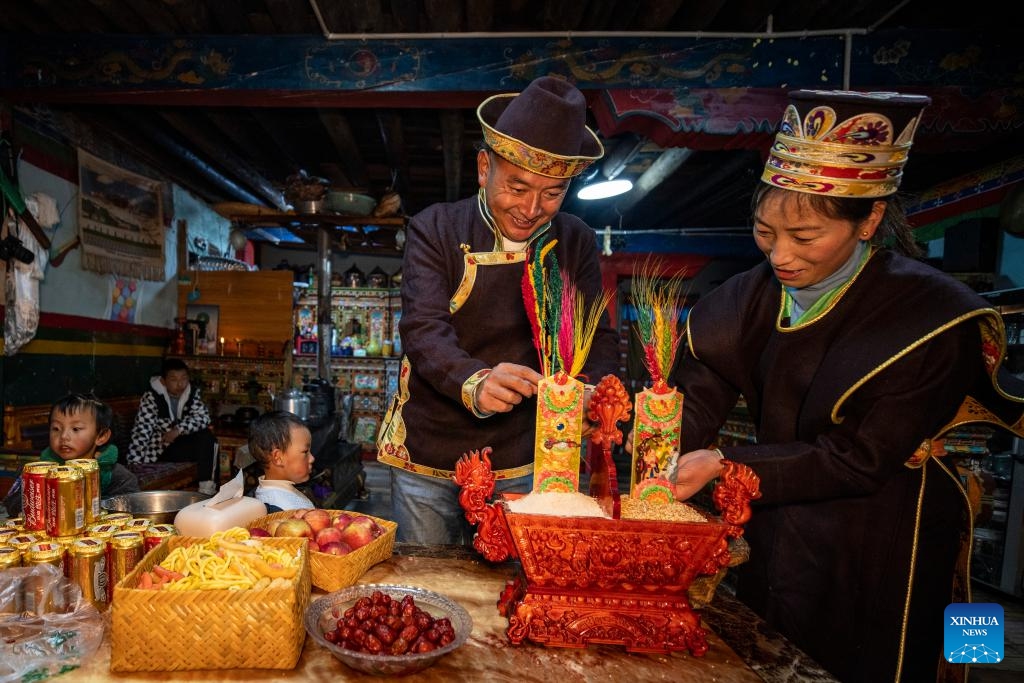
top-left (475, 362), bottom-right (544, 414)
top-left (672, 449), bottom-right (725, 501)
top-left (162, 427), bottom-right (181, 446)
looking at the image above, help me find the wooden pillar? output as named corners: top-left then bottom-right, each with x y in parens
top-left (316, 225), bottom-right (333, 380)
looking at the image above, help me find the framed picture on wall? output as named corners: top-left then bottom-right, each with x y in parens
top-left (186, 304), bottom-right (219, 354)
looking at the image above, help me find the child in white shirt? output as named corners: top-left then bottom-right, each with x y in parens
top-left (249, 410), bottom-right (315, 512)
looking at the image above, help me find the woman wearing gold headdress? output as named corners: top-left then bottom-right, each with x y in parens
top-left (666, 91), bottom-right (1024, 683)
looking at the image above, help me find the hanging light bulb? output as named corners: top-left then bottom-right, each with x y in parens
top-left (577, 179), bottom-right (633, 200)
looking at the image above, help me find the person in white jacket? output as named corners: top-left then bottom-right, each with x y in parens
top-left (248, 410), bottom-right (315, 512)
top-left (127, 358), bottom-right (218, 494)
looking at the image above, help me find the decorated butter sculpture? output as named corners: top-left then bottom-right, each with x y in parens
top-left (628, 261), bottom-right (688, 500)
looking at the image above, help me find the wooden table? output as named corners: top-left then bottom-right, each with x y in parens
top-left (59, 546), bottom-right (838, 682)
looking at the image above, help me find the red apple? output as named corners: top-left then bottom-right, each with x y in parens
top-left (319, 541), bottom-right (352, 556)
top-left (308, 538), bottom-right (320, 552)
top-left (331, 512), bottom-right (355, 530)
top-left (274, 518), bottom-right (314, 540)
top-left (248, 527), bottom-right (271, 538)
top-left (304, 509), bottom-right (332, 534)
top-left (339, 516), bottom-right (380, 550)
top-left (315, 526), bottom-right (344, 547)
top-left (292, 509), bottom-right (309, 519)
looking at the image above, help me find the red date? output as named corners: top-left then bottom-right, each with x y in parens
top-left (324, 591), bottom-right (458, 656)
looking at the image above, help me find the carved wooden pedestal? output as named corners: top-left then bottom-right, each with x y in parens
top-left (499, 574), bottom-right (709, 655)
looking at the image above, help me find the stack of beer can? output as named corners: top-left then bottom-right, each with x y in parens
top-left (1, 459), bottom-right (178, 612)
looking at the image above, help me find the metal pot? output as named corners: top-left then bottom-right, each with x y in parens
top-left (273, 387), bottom-right (311, 421)
top-left (101, 491), bottom-right (210, 525)
top-left (304, 378), bottom-right (335, 426)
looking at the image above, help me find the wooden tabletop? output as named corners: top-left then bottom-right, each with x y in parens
top-left (55, 547), bottom-right (836, 682)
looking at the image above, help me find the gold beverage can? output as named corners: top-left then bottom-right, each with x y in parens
top-left (123, 518), bottom-right (151, 533)
top-left (44, 466), bottom-right (85, 537)
top-left (2, 517), bottom-right (24, 530)
top-left (21, 462), bottom-right (54, 531)
top-left (69, 537), bottom-right (109, 612)
top-left (52, 535), bottom-right (80, 576)
top-left (67, 459), bottom-right (100, 525)
top-left (108, 531), bottom-right (144, 597)
top-left (0, 529), bottom-right (17, 546)
top-left (86, 523), bottom-right (119, 542)
top-left (26, 541), bottom-right (66, 574)
top-left (0, 546), bottom-right (21, 569)
top-left (8, 534), bottom-right (40, 552)
top-left (143, 523), bottom-right (177, 552)
top-left (101, 512), bottom-right (132, 527)
top-left (0, 548), bottom-right (24, 613)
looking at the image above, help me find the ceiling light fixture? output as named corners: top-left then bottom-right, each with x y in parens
top-left (577, 178), bottom-right (633, 201)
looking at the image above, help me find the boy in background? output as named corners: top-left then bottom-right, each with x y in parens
top-left (3, 393), bottom-right (139, 516)
top-left (128, 358), bottom-right (218, 494)
top-left (244, 410), bottom-right (314, 513)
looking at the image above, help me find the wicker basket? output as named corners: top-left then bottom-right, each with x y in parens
top-left (248, 510), bottom-right (396, 592)
top-left (110, 535), bottom-right (310, 672)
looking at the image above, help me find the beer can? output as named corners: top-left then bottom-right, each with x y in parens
top-left (69, 537), bottom-right (109, 612)
top-left (101, 512), bottom-right (132, 527)
top-left (8, 534), bottom-right (40, 552)
top-left (2, 517), bottom-right (24, 530)
top-left (44, 466), bottom-right (85, 537)
top-left (67, 459), bottom-right (100, 525)
top-left (123, 518), bottom-right (151, 533)
top-left (21, 462), bottom-right (54, 531)
top-left (143, 523), bottom-right (178, 552)
top-left (0, 546), bottom-right (21, 569)
top-left (108, 531), bottom-right (145, 598)
top-left (86, 523), bottom-right (119, 542)
top-left (52, 536), bottom-right (80, 576)
top-left (26, 541), bottom-right (66, 574)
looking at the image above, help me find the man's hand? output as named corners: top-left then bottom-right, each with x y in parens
top-left (161, 427), bottom-right (181, 446)
top-left (475, 362), bottom-right (543, 414)
top-left (672, 449), bottom-right (724, 501)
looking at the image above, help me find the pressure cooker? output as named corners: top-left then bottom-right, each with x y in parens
top-left (273, 387), bottom-right (311, 421)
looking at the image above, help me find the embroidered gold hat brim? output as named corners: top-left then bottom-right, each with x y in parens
top-left (477, 93), bottom-right (604, 179)
top-left (761, 167), bottom-right (903, 197)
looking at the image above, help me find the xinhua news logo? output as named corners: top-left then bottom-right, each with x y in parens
top-left (945, 603), bottom-right (1003, 664)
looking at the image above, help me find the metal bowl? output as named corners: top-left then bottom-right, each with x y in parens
top-left (326, 191), bottom-right (377, 216)
top-left (101, 490), bottom-right (211, 524)
top-left (305, 584), bottom-right (472, 677)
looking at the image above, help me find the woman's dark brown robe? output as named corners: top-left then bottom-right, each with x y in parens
top-left (677, 249), bottom-right (1024, 682)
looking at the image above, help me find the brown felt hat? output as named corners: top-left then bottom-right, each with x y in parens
top-left (477, 76), bottom-right (604, 179)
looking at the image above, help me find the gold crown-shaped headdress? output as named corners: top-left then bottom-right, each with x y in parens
top-left (761, 90), bottom-right (931, 198)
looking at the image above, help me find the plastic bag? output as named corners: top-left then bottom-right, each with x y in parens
top-left (0, 564), bottom-right (105, 683)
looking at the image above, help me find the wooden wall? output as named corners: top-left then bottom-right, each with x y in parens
top-left (177, 270), bottom-right (294, 355)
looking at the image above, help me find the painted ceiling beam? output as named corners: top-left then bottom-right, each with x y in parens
top-left (0, 30), bottom-right (1013, 98)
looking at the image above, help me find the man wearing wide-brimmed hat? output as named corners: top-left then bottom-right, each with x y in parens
top-left (377, 76), bottom-right (618, 545)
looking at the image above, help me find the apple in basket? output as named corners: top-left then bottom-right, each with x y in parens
top-left (315, 526), bottom-right (344, 547)
top-left (249, 527), bottom-right (271, 538)
top-left (275, 518), bottom-right (314, 540)
top-left (319, 541), bottom-right (353, 556)
top-left (304, 509), bottom-right (333, 534)
top-left (331, 512), bottom-right (354, 530)
top-left (339, 515), bottom-right (383, 550)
